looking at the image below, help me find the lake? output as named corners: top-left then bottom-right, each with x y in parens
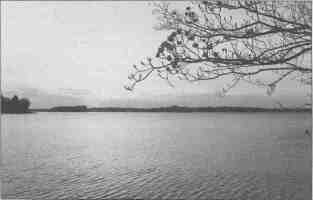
top-left (1, 112), bottom-right (311, 199)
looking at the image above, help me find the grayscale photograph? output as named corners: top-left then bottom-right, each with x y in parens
top-left (1, 1), bottom-right (312, 199)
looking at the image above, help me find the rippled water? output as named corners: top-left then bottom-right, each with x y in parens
top-left (1, 112), bottom-right (311, 199)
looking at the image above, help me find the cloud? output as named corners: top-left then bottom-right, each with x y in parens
top-left (58, 88), bottom-right (91, 96)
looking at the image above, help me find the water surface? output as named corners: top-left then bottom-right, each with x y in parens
top-left (1, 112), bottom-right (311, 199)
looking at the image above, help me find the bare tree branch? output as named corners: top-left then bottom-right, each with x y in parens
top-left (126, 0), bottom-right (311, 98)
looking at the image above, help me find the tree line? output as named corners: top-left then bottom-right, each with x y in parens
top-left (1, 95), bottom-right (31, 113)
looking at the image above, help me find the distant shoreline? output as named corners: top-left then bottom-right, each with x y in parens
top-left (1, 111), bottom-right (34, 114)
top-left (27, 105), bottom-right (312, 113)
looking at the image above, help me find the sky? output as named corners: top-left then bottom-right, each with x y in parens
top-left (1, 1), bottom-right (311, 108)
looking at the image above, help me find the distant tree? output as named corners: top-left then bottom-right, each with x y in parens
top-left (19, 98), bottom-right (31, 112)
top-left (126, 0), bottom-right (311, 98)
top-left (1, 95), bottom-right (31, 113)
top-left (1, 96), bottom-right (10, 113)
top-left (11, 95), bottom-right (18, 102)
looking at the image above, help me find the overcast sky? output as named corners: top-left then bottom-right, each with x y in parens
top-left (1, 1), bottom-right (310, 108)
